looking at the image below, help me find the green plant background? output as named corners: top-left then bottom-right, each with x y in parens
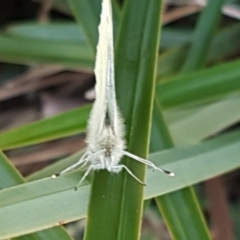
top-left (0, 0), bottom-right (240, 239)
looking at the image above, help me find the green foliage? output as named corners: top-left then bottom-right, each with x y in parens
top-left (0, 0), bottom-right (240, 239)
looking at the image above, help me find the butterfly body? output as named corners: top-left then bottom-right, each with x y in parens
top-left (86, 123), bottom-right (125, 171)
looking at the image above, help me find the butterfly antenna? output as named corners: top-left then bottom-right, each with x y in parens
top-left (157, 168), bottom-right (175, 177)
top-left (52, 173), bottom-right (60, 178)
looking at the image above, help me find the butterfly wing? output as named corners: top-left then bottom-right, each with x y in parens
top-left (87, 0), bottom-right (124, 142)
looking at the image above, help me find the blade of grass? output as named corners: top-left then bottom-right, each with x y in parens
top-left (150, 97), bottom-right (173, 152)
top-left (68, 0), bottom-right (120, 53)
top-left (6, 22), bottom-right (86, 42)
top-left (0, 105), bottom-right (90, 150)
top-left (167, 96), bottom-right (240, 146)
top-left (0, 35), bottom-right (93, 69)
top-left (151, 99), bottom-right (210, 239)
top-left (1, 130), bottom-right (240, 239)
top-left (181, 0), bottom-right (225, 72)
top-left (0, 151), bottom-right (73, 240)
top-left (83, 0), bottom-right (162, 239)
top-left (153, 0), bottom-right (225, 238)
top-left (67, 0), bottom-right (101, 52)
top-left (158, 23), bottom-right (240, 78)
top-left (157, 58), bottom-right (240, 109)
top-left (2, 95), bottom-right (240, 151)
top-left (0, 21), bottom-right (240, 111)
top-left (24, 96), bottom-right (240, 182)
top-left (27, 151), bottom-right (83, 181)
top-left (3, 27), bottom-right (240, 110)
top-left (1, 20), bottom-right (240, 77)
top-left (0, 152), bottom-right (25, 189)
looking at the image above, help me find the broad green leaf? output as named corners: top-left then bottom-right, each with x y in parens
top-left (1, 130), bottom-right (240, 239)
top-left (0, 152), bottom-right (73, 240)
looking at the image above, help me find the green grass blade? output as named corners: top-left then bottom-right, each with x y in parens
top-left (1, 95), bottom-right (240, 152)
top-left (0, 151), bottom-right (25, 188)
top-left (181, 0), bottom-right (225, 72)
top-left (1, 130), bottom-right (240, 239)
top-left (0, 19), bottom-right (93, 68)
top-left (150, 97), bottom-right (173, 152)
top-left (157, 58), bottom-right (240, 109)
top-left (6, 22), bottom-right (86, 42)
top-left (83, 1), bottom-right (162, 240)
top-left (207, 23), bottom-right (240, 62)
top-left (168, 96), bottom-right (240, 146)
top-left (2, 20), bottom-right (240, 78)
top-left (26, 151), bottom-right (83, 181)
top-left (13, 227), bottom-right (74, 240)
top-left (68, 0), bottom-right (120, 52)
top-left (158, 23), bottom-right (240, 78)
top-left (156, 188), bottom-right (209, 239)
top-left (0, 33), bottom-right (93, 68)
top-left (151, 99), bottom-right (210, 239)
top-left (0, 105), bottom-right (90, 150)
top-left (27, 96), bottom-right (240, 182)
top-left (151, 1), bottom-right (226, 238)
top-left (0, 152), bottom-right (73, 240)
top-left (67, 0), bottom-right (101, 51)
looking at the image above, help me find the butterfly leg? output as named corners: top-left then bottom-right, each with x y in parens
top-left (121, 150), bottom-right (174, 177)
top-left (75, 164), bottom-right (101, 190)
top-left (52, 150), bottom-right (106, 178)
top-left (78, 152), bottom-right (94, 169)
top-left (112, 165), bottom-right (146, 186)
top-left (52, 151), bottom-right (91, 178)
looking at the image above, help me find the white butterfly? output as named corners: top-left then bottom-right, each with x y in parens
top-left (53, 0), bottom-right (174, 186)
